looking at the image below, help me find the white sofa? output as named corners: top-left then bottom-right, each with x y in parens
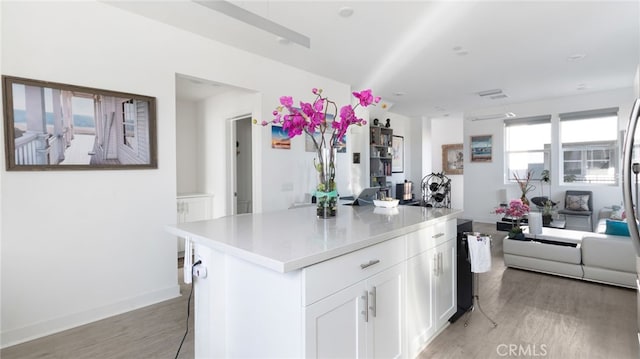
top-left (503, 216), bottom-right (636, 288)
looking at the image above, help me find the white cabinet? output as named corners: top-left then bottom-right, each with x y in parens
top-left (406, 251), bottom-right (435, 355)
top-left (177, 193), bottom-right (214, 223)
top-left (434, 239), bottom-right (457, 328)
top-left (304, 279), bottom-right (367, 358)
top-left (183, 214), bottom-right (459, 358)
top-left (305, 263), bottom-right (405, 359)
top-left (176, 193), bottom-right (213, 256)
top-left (406, 219), bottom-right (456, 357)
top-left (368, 264), bottom-right (405, 358)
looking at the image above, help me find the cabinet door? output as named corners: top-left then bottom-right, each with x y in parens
top-left (182, 196), bottom-right (213, 222)
top-left (435, 239), bottom-right (457, 327)
top-left (305, 283), bottom-right (367, 359)
top-left (406, 252), bottom-right (435, 357)
top-left (368, 264), bottom-right (405, 359)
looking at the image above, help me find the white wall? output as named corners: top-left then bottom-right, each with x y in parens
top-left (176, 99), bottom-right (199, 194)
top-left (464, 88), bottom-right (636, 223)
top-left (431, 115), bottom-right (464, 210)
top-left (421, 117), bottom-right (433, 186)
top-left (1, 1), bottom-right (180, 347)
top-left (635, 65), bottom-right (639, 98)
top-left (0, 1), bottom-right (363, 347)
top-left (196, 90), bottom-right (257, 215)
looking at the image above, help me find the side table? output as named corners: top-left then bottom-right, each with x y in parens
top-left (496, 216), bottom-right (528, 232)
top-left (545, 219), bottom-right (566, 229)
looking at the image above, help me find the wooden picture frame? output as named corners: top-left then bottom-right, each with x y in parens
top-left (470, 135), bottom-right (493, 162)
top-left (392, 135), bottom-right (404, 173)
top-left (442, 143), bottom-right (463, 175)
top-left (2, 75), bottom-right (157, 170)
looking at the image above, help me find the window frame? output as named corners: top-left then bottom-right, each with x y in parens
top-left (558, 108), bottom-right (619, 186)
top-left (503, 115), bottom-right (552, 183)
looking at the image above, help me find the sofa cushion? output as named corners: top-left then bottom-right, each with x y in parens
top-left (581, 234), bottom-right (636, 273)
top-left (604, 219), bottom-right (630, 237)
top-left (503, 238), bottom-right (581, 264)
top-left (566, 194), bottom-right (590, 211)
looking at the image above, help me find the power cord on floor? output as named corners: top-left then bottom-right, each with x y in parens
top-left (175, 260), bottom-right (201, 359)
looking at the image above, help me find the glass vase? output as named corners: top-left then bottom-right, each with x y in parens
top-left (315, 147), bottom-right (337, 219)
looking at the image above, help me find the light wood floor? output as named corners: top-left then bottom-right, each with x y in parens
top-left (421, 222), bottom-right (638, 359)
top-left (0, 273), bottom-right (194, 359)
top-left (1, 223), bottom-right (637, 358)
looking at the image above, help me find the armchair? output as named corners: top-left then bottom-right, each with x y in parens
top-left (558, 190), bottom-right (593, 231)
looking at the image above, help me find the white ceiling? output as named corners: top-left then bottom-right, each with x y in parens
top-left (110, 0), bottom-right (640, 118)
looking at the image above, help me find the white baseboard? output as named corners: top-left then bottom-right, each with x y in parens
top-left (1, 284), bottom-right (180, 349)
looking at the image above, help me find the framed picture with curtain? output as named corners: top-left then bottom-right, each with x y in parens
top-left (2, 75), bottom-right (157, 170)
top-left (442, 143), bottom-right (463, 174)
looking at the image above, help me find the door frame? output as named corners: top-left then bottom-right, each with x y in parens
top-left (227, 113), bottom-right (254, 215)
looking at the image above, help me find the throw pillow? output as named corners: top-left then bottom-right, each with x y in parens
top-left (566, 195), bottom-right (589, 211)
top-left (610, 205), bottom-right (624, 220)
top-left (605, 219), bottom-right (630, 237)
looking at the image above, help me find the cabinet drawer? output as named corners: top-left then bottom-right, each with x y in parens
top-left (303, 236), bottom-right (406, 306)
top-left (407, 218), bottom-right (455, 257)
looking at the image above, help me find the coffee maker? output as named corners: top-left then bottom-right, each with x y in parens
top-left (395, 180), bottom-right (413, 204)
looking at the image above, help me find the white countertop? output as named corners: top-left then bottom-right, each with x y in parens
top-left (167, 205), bottom-right (462, 273)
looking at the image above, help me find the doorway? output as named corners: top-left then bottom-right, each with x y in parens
top-left (233, 116), bottom-right (253, 214)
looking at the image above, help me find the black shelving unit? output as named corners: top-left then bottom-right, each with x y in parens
top-left (369, 124), bottom-right (393, 197)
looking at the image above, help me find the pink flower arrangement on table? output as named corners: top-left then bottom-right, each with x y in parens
top-left (260, 88), bottom-right (381, 142)
top-left (257, 87), bottom-right (381, 218)
top-left (495, 199), bottom-right (530, 219)
top-left (495, 199), bottom-right (530, 237)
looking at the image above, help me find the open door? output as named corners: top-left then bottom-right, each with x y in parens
top-left (232, 116), bottom-right (253, 214)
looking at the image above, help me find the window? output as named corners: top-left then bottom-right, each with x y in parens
top-left (559, 108), bottom-right (618, 185)
top-left (504, 115), bottom-right (551, 181)
top-left (122, 99), bottom-right (137, 151)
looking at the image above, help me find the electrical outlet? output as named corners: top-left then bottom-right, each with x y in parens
top-left (193, 264), bottom-right (207, 278)
top-left (281, 182), bottom-right (294, 191)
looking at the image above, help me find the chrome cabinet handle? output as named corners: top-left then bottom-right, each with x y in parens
top-left (433, 254), bottom-right (437, 276)
top-left (361, 291), bottom-right (369, 322)
top-left (432, 232), bottom-right (445, 239)
top-left (438, 252), bottom-right (443, 275)
top-left (360, 259), bottom-right (380, 269)
top-left (369, 286), bottom-right (377, 318)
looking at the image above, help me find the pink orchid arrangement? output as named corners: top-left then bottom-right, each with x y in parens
top-left (261, 88), bottom-right (381, 147)
top-left (495, 199), bottom-right (530, 218)
top-left (495, 199), bottom-right (530, 236)
top-left (258, 88), bottom-right (381, 217)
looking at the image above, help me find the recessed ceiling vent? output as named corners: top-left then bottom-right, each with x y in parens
top-left (477, 89), bottom-right (507, 100)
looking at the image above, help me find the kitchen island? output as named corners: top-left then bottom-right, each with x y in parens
top-left (166, 205), bottom-right (461, 358)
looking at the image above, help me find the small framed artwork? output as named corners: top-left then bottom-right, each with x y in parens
top-left (2, 75), bottom-right (157, 170)
top-left (392, 135), bottom-right (404, 173)
top-left (271, 125), bottom-right (290, 149)
top-left (353, 152), bottom-right (360, 164)
top-left (470, 135), bottom-right (493, 162)
top-left (442, 143), bottom-right (463, 175)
